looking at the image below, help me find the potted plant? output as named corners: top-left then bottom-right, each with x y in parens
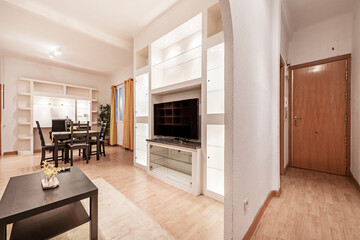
top-left (97, 104), bottom-right (111, 145)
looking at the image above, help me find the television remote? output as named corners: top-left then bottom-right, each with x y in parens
top-left (59, 167), bottom-right (71, 173)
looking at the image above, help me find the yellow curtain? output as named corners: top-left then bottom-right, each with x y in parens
top-left (110, 86), bottom-right (117, 145)
top-left (123, 78), bottom-right (134, 150)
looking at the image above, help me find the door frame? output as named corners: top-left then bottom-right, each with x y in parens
top-left (289, 54), bottom-right (351, 176)
top-left (280, 56), bottom-right (285, 175)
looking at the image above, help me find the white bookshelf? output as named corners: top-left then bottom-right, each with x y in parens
top-left (17, 78), bottom-right (98, 155)
top-left (151, 14), bottom-right (202, 90)
top-left (132, 3), bottom-right (225, 202)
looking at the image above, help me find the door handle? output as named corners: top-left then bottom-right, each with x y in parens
top-left (295, 115), bottom-right (298, 126)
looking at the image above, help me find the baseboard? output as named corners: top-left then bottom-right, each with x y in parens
top-left (284, 162), bottom-right (290, 173)
top-left (4, 151), bottom-right (18, 156)
top-left (350, 171), bottom-right (360, 193)
top-left (274, 188), bottom-right (281, 197)
top-left (243, 189), bottom-right (280, 240)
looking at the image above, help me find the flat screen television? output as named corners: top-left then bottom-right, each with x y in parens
top-left (154, 98), bottom-right (199, 140)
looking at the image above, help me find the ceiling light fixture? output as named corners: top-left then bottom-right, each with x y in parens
top-left (49, 47), bottom-right (62, 59)
top-left (54, 47), bottom-right (62, 56)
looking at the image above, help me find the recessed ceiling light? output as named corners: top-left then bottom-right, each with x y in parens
top-left (54, 47), bottom-right (62, 56)
top-left (49, 53), bottom-right (54, 59)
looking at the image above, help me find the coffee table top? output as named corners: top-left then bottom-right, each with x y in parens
top-left (0, 166), bottom-right (97, 224)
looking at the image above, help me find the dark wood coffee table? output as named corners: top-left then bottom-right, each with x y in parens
top-left (0, 166), bottom-right (98, 240)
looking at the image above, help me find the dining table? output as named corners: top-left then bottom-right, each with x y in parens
top-left (51, 130), bottom-right (101, 167)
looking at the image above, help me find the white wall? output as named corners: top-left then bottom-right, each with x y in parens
top-left (1, 55), bottom-right (110, 153)
top-left (226, 0), bottom-right (281, 238)
top-left (281, 9), bottom-right (290, 169)
top-left (351, 2), bottom-right (360, 184)
top-left (289, 13), bottom-right (353, 65)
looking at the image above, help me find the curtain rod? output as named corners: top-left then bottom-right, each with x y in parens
top-left (110, 78), bottom-right (133, 88)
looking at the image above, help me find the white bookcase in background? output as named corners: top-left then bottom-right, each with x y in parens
top-left (17, 78), bottom-right (98, 155)
top-left (17, 79), bottom-right (33, 155)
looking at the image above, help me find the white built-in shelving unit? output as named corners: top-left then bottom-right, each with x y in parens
top-left (17, 78), bottom-right (98, 155)
top-left (133, 2), bottom-right (224, 202)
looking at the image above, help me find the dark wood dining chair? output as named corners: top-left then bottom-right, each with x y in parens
top-left (90, 122), bottom-right (107, 157)
top-left (66, 121), bottom-right (90, 166)
top-left (36, 121), bottom-right (65, 166)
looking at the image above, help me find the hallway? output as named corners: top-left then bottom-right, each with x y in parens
top-left (252, 168), bottom-right (360, 239)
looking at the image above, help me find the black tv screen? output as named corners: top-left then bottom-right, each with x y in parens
top-left (154, 98), bottom-right (199, 140)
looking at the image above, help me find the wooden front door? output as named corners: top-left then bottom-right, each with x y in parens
top-left (292, 60), bottom-right (348, 175)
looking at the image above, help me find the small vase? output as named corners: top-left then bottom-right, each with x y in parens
top-left (44, 175), bottom-right (55, 184)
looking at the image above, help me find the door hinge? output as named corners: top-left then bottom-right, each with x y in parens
top-left (346, 69), bottom-right (348, 81)
top-left (345, 157), bottom-right (348, 168)
top-left (345, 113), bottom-right (348, 125)
top-left (345, 136), bottom-right (348, 145)
top-left (345, 92), bottom-right (348, 103)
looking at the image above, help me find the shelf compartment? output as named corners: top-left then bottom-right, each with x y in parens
top-left (151, 78), bottom-right (201, 95)
top-left (207, 2), bottom-right (223, 38)
top-left (10, 201), bottom-right (89, 240)
top-left (136, 46), bottom-right (149, 70)
top-left (34, 81), bottom-right (64, 95)
top-left (152, 45), bottom-right (202, 71)
top-left (18, 79), bottom-right (31, 94)
top-left (150, 147), bottom-right (192, 165)
top-left (66, 86), bottom-right (90, 98)
top-left (150, 164), bottom-right (192, 186)
top-left (18, 95), bottom-right (31, 109)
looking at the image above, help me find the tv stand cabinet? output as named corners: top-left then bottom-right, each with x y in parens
top-left (146, 140), bottom-right (201, 196)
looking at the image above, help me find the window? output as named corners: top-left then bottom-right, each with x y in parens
top-left (115, 88), bottom-right (118, 121)
top-left (116, 85), bottom-right (124, 122)
top-left (119, 87), bottom-right (124, 121)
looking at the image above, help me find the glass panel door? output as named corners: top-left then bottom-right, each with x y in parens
top-left (149, 145), bottom-right (193, 186)
top-left (135, 73), bottom-right (149, 117)
top-left (207, 43), bottom-right (224, 114)
top-left (135, 123), bottom-right (149, 166)
top-left (206, 124), bottom-right (224, 195)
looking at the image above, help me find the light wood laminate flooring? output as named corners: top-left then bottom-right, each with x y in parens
top-left (252, 167), bottom-right (360, 240)
top-left (0, 147), bottom-right (224, 240)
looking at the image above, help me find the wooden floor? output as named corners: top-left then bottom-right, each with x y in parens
top-left (2, 149), bottom-right (360, 239)
top-left (252, 167), bottom-right (360, 240)
top-left (0, 147), bottom-right (224, 240)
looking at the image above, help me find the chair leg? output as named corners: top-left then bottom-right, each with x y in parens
top-left (70, 149), bottom-right (73, 166)
top-left (79, 149), bottom-right (81, 156)
top-left (102, 143), bottom-right (106, 157)
top-left (41, 149), bottom-right (45, 166)
top-left (86, 147), bottom-right (89, 164)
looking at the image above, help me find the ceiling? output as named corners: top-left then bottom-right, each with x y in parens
top-left (0, 0), bottom-right (180, 75)
top-left (283, 0), bottom-right (356, 32)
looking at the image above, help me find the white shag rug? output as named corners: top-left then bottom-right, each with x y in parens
top-left (7, 178), bottom-right (174, 240)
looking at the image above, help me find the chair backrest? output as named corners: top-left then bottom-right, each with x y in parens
top-left (70, 121), bottom-right (89, 144)
top-left (36, 121), bottom-right (46, 147)
top-left (100, 122), bottom-right (107, 140)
